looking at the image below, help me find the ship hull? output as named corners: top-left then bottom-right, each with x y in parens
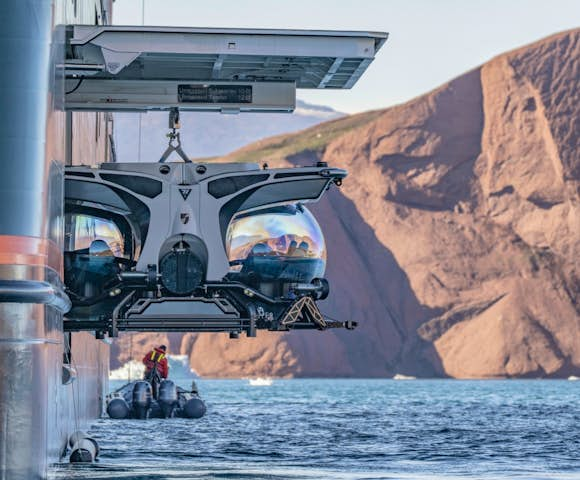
top-left (0, 1), bottom-right (112, 478)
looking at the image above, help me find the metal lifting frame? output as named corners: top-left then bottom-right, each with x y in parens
top-left (158, 108), bottom-right (192, 163)
top-left (63, 288), bottom-right (357, 338)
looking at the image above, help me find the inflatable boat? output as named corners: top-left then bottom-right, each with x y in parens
top-left (106, 379), bottom-right (206, 419)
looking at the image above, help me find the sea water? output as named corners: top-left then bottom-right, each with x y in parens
top-left (50, 379), bottom-right (580, 480)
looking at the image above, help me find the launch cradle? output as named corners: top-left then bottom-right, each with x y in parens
top-left (61, 26), bottom-right (387, 339)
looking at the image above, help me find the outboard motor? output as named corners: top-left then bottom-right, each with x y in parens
top-left (132, 381), bottom-right (152, 419)
top-left (158, 380), bottom-right (178, 418)
top-left (107, 395), bottom-right (130, 419)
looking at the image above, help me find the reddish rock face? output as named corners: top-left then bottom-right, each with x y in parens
top-left (111, 30), bottom-right (579, 379)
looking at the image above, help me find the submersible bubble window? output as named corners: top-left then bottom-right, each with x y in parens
top-left (65, 213), bottom-right (126, 258)
top-left (226, 204), bottom-right (326, 278)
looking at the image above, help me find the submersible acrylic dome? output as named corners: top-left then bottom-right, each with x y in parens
top-left (226, 204), bottom-right (326, 284)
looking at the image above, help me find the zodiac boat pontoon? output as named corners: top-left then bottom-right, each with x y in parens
top-left (60, 26), bottom-right (387, 419)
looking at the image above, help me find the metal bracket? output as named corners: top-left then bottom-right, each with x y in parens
top-left (159, 108), bottom-right (192, 163)
top-left (281, 296), bottom-right (327, 329)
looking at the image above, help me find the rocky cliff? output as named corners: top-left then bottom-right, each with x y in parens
top-left (112, 29), bottom-right (579, 378)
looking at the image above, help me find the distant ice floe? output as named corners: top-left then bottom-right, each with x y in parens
top-left (248, 377), bottom-right (273, 386)
top-left (109, 355), bottom-right (197, 380)
top-left (109, 360), bottom-right (145, 380)
top-left (568, 376), bottom-right (579, 381)
top-left (393, 374), bottom-right (417, 380)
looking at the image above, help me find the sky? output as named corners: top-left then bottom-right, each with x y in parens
top-left (112, 0), bottom-right (580, 114)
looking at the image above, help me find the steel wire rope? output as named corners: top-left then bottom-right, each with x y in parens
top-left (128, 332), bottom-right (134, 382)
top-left (64, 0), bottom-right (87, 440)
top-left (65, 76), bottom-right (85, 95)
top-left (64, 333), bottom-right (81, 436)
top-left (129, 0), bottom-right (144, 379)
top-left (136, 0), bottom-right (146, 163)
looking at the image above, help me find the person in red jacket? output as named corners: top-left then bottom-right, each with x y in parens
top-left (142, 345), bottom-right (169, 379)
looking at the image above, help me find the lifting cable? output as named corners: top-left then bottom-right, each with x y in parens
top-left (128, 332), bottom-right (134, 382)
top-left (64, 333), bottom-right (81, 435)
top-left (137, 0), bottom-right (146, 163)
top-left (65, 76), bottom-right (85, 95)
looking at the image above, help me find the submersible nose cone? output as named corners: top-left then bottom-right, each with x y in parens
top-left (183, 397), bottom-right (206, 418)
top-left (107, 397), bottom-right (130, 419)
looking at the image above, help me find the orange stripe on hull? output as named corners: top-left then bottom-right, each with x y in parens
top-left (0, 235), bottom-right (63, 274)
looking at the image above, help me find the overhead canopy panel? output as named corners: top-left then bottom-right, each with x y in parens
top-left (64, 26), bottom-right (388, 112)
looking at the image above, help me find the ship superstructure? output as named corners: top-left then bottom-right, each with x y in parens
top-left (0, 1), bottom-right (386, 477)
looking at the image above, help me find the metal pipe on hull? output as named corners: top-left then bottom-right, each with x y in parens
top-left (0, 304), bottom-right (61, 480)
top-left (0, 0), bottom-right (55, 237)
top-left (0, 1), bottom-right (64, 478)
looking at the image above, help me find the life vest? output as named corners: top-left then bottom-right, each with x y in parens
top-left (143, 348), bottom-right (169, 378)
top-left (149, 350), bottom-right (165, 363)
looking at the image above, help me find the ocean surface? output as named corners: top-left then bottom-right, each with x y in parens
top-left (50, 379), bottom-right (580, 480)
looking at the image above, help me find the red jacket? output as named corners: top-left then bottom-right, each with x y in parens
top-left (142, 348), bottom-right (169, 378)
